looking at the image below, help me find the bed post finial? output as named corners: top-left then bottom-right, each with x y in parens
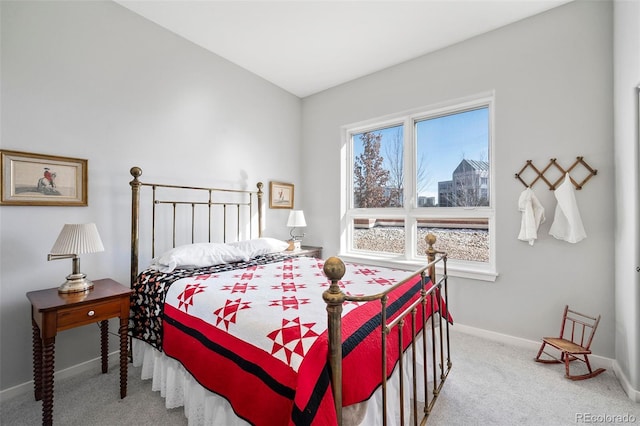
top-left (322, 257), bottom-right (346, 426)
top-left (130, 166), bottom-right (142, 180)
top-left (323, 257), bottom-right (346, 285)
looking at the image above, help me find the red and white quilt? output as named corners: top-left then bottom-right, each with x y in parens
top-left (161, 256), bottom-right (447, 426)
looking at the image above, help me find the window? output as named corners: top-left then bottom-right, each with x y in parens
top-left (343, 95), bottom-right (495, 280)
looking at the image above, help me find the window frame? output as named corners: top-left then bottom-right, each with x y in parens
top-left (340, 93), bottom-right (497, 281)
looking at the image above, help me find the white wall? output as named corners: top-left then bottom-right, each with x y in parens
top-left (613, 0), bottom-right (640, 396)
top-left (0, 0), bottom-right (301, 391)
top-left (302, 0), bottom-right (616, 358)
top-left (3, 0), bottom-right (637, 403)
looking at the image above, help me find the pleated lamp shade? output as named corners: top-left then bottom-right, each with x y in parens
top-left (286, 210), bottom-right (307, 228)
top-left (50, 223), bottom-right (104, 255)
top-left (49, 223), bottom-right (104, 293)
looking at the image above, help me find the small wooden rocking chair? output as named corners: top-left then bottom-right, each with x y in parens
top-left (534, 305), bottom-right (606, 380)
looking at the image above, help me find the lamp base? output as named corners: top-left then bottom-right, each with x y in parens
top-left (287, 239), bottom-right (302, 251)
top-left (58, 273), bottom-right (94, 293)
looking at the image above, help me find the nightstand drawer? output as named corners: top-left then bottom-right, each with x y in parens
top-left (57, 300), bottom-right (120, 330)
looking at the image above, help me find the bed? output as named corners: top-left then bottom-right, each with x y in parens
top-left (128, 167), bottom-right (452, 425)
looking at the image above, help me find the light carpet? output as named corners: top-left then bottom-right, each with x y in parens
top-left (1, 328), bottom-right (638, 425)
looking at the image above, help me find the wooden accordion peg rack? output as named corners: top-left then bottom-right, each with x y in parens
top-left (515, 156), bottom-right (597, 190)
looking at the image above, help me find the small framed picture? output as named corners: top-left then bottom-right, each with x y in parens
top-left (269, 181), bottom-right (294, 209)
top-left (0, 150), bottom-right (88, 206)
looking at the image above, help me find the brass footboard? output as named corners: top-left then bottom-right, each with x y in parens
top-left (323, 234), bottom-right (451, 426)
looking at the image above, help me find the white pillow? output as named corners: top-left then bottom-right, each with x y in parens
top-left (227, 237), bottom-right (289, 259)
top-left (150, 242), bottom-right (249, 273)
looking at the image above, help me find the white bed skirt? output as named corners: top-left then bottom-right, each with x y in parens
top-left (132, 326), bottom-right (435, 426)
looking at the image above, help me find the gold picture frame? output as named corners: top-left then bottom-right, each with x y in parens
top-left (269, 181), bottom-right (294, 209)
top-left (0, 150), bottom-right (88, 206)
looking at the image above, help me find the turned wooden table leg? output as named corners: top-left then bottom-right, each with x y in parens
top-left (100, 320), bottom-right (108, 374)
top-left (42, 337), bottom-right (55, 426)
top-left (119, 319), bottom-right (128, 398)
top-left (32, 320), bottom-right (43, 401)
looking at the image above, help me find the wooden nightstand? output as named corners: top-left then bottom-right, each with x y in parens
top-left (26, 278), bottom-right (132, 426)
top-left (287, 245), bottom-right (323, 258)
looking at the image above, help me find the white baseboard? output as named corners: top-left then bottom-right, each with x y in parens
top-left (0, 351), bottom-right (121, 403)
top-left (613, 361), bottom-right (640, 403)
top-left (452, 323), bottom-right (614, 370)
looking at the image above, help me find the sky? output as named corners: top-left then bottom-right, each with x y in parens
top-left (353, 107), bottom-right (489, 200)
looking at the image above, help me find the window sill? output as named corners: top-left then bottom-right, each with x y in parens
top-left (336, 252), bottom-right (498, 282)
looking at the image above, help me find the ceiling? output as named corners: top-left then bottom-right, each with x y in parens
top-left (115, 0), bottom-right (572, 98)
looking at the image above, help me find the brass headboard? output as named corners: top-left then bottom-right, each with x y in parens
top-left (129, 166), bottom-right (264, 287)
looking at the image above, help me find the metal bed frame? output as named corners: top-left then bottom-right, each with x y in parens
top-left (129, 166), bottom-right (452, 425)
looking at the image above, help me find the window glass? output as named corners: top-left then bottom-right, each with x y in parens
top-left (416, 108), bottom-right (490, 208)
top-left (352, 125), bottom-right (404, 208)
top-left (415, 218), bottom-right (489, 262)
top-left (352, 217), bottom-right (405, 255)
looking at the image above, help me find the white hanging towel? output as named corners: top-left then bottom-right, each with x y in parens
top-left (518, 187), bottom-right (545, 245)
top-left (549, 173), bottom-right (587, 243)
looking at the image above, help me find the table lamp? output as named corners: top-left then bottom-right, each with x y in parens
top-left (287, 210), bottom-right (306, 251)
top-left (48, 223), bottom-right (104, 293)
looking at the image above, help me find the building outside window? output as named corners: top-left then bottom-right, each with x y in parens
top-left (438, 159), bottom-right (489, 207)
top-left (342, 94), bottom-right (496, 280)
